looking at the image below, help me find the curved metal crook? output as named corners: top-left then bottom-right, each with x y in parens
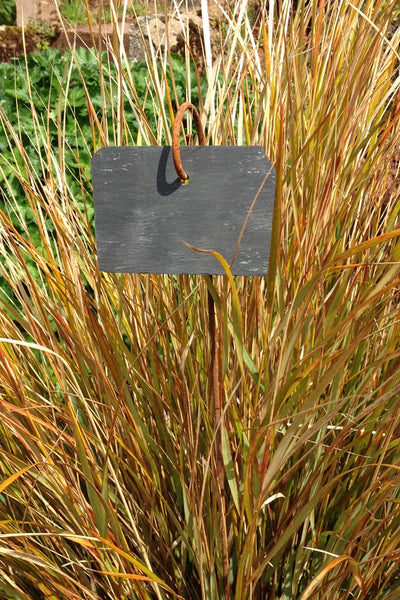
top-left (172, 102), bottom-right (206, 183)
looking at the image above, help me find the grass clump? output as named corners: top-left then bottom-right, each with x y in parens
top-left (59, 0), bottom-right (149, 24)
top-left (0, 0), bottom-right (400, 599)
top-left (0, 0), bottom-right (16, 26)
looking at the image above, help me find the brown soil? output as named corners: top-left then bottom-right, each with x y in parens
top-left (0, 26), bottom-right (40, 62)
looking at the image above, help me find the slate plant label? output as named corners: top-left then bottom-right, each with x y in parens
top-left (91, 145), bottom-right (275, 276)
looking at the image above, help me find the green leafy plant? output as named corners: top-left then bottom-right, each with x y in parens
top-left (59, 0), bottom-right (89, 24)
top-left (0, 45), bottom-right (205, 304)
top-left (59, 0), bottom-right (139, 25)
top-left (0, 1), bottom-right (400, 599)
top-left (27, 18), bottom-right (57, 51)
top-left (0, 0), bottom-right (16, 26)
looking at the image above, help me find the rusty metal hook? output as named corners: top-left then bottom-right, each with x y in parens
top-left (172, 102), bottom-right (206, 183)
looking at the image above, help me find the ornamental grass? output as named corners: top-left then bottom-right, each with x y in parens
top-left (0, 0), bottom-right (400, 598)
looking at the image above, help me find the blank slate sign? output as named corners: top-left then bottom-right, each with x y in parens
top-left (91, 146), bottom-right (275, 276)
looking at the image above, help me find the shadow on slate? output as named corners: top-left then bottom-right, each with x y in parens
top-left (91, 146), bottom-right (275, 276)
